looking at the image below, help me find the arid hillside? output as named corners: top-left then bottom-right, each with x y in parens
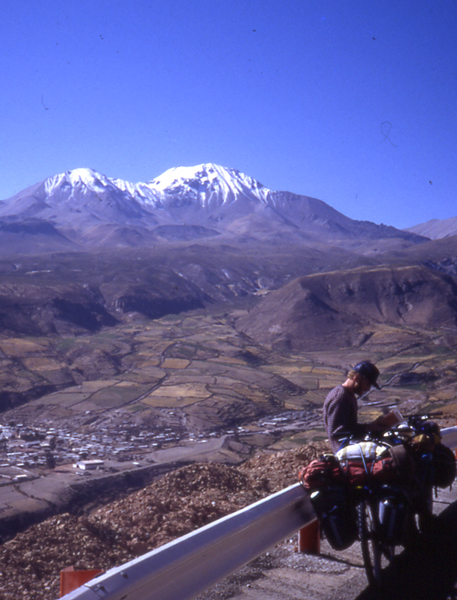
top-left (237, 265), bottom-right (457, 352)
top-left (0, 240), bottom-right (378, 338)
top-left (0, 443), bottom-right (327, 600)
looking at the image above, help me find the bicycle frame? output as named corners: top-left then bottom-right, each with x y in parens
top-left (353, 481), bottom-right (413, 586)
top-left (343, 414), bottom-right (442, 586)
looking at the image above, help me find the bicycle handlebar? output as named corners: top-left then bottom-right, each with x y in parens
top-left (334, 411), bottom-right (443, 444)
top-left (403, 411), bottom-right (443, 419)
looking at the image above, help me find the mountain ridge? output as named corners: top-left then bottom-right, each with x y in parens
top-left (237, 264), bottom-right (457, 352)
top-left (405, 216), bottom-right (457, 240)
top-left (0, 164), bottom-right (427, 255)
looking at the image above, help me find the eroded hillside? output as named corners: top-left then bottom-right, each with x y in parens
top-left (237, 265), bottom-right (457, 352)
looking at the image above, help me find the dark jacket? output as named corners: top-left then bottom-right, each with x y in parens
top-left (323, 384), bottom-right (370, 453)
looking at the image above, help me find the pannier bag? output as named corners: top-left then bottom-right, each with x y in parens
top-left (299, 449), bottom-right (399, 551)
top-left (298, 454), bottom-right (343, 489)
top-left (299, 447), bottom-right (404, 490)
top-left (309, 486), bottom-right (358, 550)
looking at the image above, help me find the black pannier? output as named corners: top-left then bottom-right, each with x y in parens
top-left (309, 486), bottom-right (358, 550)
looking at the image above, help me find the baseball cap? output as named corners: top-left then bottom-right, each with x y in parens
top-left (353, 361), bottom-right (381, 390)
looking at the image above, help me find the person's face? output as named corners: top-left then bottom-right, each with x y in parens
top-left (353, 374), bottom-right (372, 396)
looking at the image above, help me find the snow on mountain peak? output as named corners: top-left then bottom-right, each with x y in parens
top-left (39, 164), bottom-right (273, 209)
top-left (44, 168), bottom-right (114, 195)
top-left (151, 164), bottom-right (227, 187)
top-left (149, 163), bottom-right (271, 206)
top-left (68, 168), bottom-right (110, 187)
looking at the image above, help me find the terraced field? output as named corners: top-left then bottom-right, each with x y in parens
top-left (2, 306), bottom-right (457, 445)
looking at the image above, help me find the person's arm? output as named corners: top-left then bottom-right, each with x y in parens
top-left (327, 392), bottom-right (366, 441)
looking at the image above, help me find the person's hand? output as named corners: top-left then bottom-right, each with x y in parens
top-left (374, 410), bottom-right (402, 430)
top-left (375, 415), bottom-right (390, 429)
top-left (369, 416), bottom-right (386, 432)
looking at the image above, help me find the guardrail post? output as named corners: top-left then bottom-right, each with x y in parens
top-left (298, 518), bottom-right (320, 554)
top-left (60, 567), bottom-right (104, 597)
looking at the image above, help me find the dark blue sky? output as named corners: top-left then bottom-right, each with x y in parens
top-left (1, 0), bottom-right (456, 229)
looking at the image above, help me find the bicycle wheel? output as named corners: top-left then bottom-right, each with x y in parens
top-left (357, 500), bottom-right (394, 586)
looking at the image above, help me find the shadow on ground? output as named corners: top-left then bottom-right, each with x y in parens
top-left (356, 500), bottom-right (457, 600)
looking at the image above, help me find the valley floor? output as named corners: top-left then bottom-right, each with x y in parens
top-left (2, 308), bottom-right (457, 598)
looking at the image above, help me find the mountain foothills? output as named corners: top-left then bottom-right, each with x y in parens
top-left (237, 265), bottom-right (457, 352)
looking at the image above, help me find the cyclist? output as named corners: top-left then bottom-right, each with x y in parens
top-left (323, 361), bottom-right (391, 453)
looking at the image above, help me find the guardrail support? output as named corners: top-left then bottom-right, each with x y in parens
top-left (298, 518), bottom-right (320, 554)
top-left (60, 568), bottom-right (104, 597)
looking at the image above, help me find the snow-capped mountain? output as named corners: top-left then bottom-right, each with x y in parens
top-left (0, 164), bottom-right (426, 254)
top-left (44, 168), bottom-right (161, 207)
top-left (2, 168), bottom-right (158, 222)
top-left (36, 164), bottom-right (271, 210)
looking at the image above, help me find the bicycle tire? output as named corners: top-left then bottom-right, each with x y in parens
top-left (357, 500), bottom-right (394, 586)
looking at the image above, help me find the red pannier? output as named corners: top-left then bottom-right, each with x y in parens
top-left (298, 454), bottom-right (343, 489)
top-left (298, 449), bottom-right (405, 491)
top-left (298, 444), bottom-right (415, 552)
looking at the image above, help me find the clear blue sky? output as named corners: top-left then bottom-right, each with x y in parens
top-left (1, 0), bottom-right (456, 229)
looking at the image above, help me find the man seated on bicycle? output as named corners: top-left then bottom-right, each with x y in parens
top-left (323, 361), bottom-right (393, 453)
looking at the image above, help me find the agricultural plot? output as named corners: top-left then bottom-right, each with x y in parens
top-left (1, 307), bottom-right (457, 446)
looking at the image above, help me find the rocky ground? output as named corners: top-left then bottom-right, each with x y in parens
top-left (0, 442), bottom-right (328, 600)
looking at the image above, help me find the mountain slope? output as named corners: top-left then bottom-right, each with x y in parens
top-left (0, 169), bottom-right (159, 230)
top-left (237, 265), bottom-right (457, 351)
top-left (405, 217), bottom-right (457, 240)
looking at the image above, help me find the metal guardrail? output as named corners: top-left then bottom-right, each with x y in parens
top-left (62, 482), bottom-right (315, 600)
top-left (61, 426), bottom-right (457, 600)
top-left (442, 426), bottom-right (457, 450)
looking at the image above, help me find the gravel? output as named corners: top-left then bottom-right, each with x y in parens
top-left (0, 442), bottom-right (329, 600)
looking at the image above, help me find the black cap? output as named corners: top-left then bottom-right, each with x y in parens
top-left (353, 361), bottom-right (381, 390)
